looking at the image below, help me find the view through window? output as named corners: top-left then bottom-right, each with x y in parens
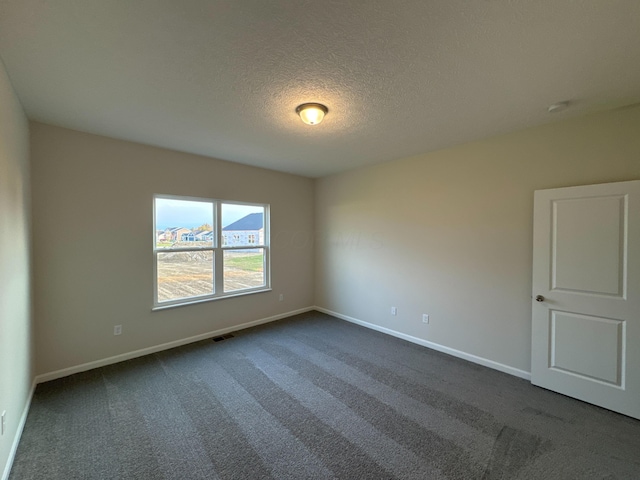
top-left (154, 196), bottom-right (269, 307)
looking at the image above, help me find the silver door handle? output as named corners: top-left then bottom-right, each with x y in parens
top-left (535, 295), bottom-right (545, 302)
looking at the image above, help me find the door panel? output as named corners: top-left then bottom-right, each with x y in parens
top-left (550, 310), bottom-right (623, 386)
top-left (532, 180), bottom-right (639, 419)
top-left (552, 195), bottom-right (626, 296)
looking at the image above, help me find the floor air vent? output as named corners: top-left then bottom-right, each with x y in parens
top-left (212, 333), bottom-right (235, 342)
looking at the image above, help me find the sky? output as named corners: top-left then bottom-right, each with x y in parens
top-left (155, 198), bottom-right (263, 230)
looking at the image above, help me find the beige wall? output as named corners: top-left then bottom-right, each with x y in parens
top-left (17, 98), bottom-right (640, 423)
top-left (0, 61), bottom-right (31, 476)
top-left (31, 123), bottom-right (315, 375)
top-left (315, 105), bottom-right (640, 373)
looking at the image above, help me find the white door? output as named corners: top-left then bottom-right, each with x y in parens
top-left (531, 180), bottom-right (640, 419)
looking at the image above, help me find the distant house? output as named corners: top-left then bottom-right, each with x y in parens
top-left (195, 230), bottom-right (214, 242)
top-left (222, 213), bottom-right (264, 246)
top-left (181, 231), bottom-right (195, 242)
top-left (160, 227), bottom-right (193, 243)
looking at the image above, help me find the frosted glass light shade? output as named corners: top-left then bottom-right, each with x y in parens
top-left (296, 103), bottom-right (328, 125)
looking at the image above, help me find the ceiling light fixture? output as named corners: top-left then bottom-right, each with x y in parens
top-left (296, 103), bottom-right (328, 125)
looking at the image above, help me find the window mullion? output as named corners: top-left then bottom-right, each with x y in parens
top-left (153, 250), bottom-right (159, 305)
top-left (214, 201), bottom-right (224, 295)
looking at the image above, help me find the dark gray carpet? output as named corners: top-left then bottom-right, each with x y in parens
top-left (9, 311), bottom-right (640, 479)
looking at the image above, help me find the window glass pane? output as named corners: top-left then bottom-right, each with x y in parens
top-left (157, 251), bottom-right (213, 302)
top-left (224, 248), bottom-right (265, 292)
top-left (221, 203), bottom-right (265, 247)
top-left (155, 198), bottom-right (214, 249)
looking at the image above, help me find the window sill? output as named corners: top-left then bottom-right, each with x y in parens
top-left (152, 287), bottom-right (272, 311)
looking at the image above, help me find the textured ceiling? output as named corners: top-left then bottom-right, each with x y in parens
top-left (1, 1), bottom-right (639, 177)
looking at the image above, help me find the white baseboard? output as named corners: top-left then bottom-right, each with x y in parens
top-left (36, 307), bottom-right (314, 384)
top-left (314, 306), bottom-right (531, 381)
top-left (2, 379), bottom-right (36, 480)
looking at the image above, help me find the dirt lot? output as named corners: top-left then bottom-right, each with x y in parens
top-left (157, 251), bottom-right (264, 303)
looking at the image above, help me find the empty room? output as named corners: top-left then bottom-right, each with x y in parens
top-left (1, 1), bottom-right (640, 479)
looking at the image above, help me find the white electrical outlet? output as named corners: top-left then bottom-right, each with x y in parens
top-left (1, 410), bottom-right (6, 435)
top-left (422, 314), bottom-right (429, 324)
top-left (279, 294), bottom-right (284, 301)
top-left (391, 307), bottom-right (397, 316)
top-left (114, 325), bottom-right (122, 336)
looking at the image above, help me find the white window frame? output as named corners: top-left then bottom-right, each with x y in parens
top-left (153, 195), bottom-right (270, 310)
